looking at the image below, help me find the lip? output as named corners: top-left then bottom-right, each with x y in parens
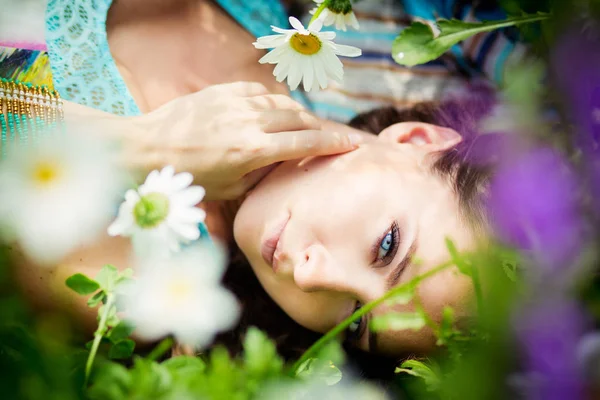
top-left (261, 213), bottom-right (290, 271)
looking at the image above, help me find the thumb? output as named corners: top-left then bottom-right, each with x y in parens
top-left (255, 130), bottom-right (361, 166)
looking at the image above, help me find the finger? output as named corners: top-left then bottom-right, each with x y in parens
top-left (245, 94), bottom-right (306, 111)
top-left (239, 163), bottom-right (281, 192)
top-left (205, 81), bottom-right (269, 97)
top-left (259, 110), bottom-right (322, 133)
top-left (250, 130), bottom-right (360, 168)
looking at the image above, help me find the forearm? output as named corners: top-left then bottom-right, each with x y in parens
top-left (0, 89), bottom-right (153, 176)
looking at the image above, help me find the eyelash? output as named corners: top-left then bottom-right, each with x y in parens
top-left (373, 221), bottom-right (400, 266)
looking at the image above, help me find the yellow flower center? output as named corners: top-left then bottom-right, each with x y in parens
top-left (290, 33), bottom-right (322, 55)
top-left (32, 160), bottom-right (61, 187)
top-left (166, 278), bottom-right (194, 307)
top-left (133, 192), bottom-right (170, 229)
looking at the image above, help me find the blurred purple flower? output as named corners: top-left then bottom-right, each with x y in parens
top-left (513, 298), bottom-right (587, 400)
top-left (486, 147), bottom-right (583, 274)
top-left (576, 332), bottom-right (600, 386)
top-left (552, 26), bottom-right (600, 211)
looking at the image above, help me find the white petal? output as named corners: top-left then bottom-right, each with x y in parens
top-left (253, 34), bottom-right (288, 49)
top-left (172, 186), bottom-right (206, 206)
top-left (320, 47), bottom-right (344, 81)
top-left (289, 16), bottom-right (306, 33)
top-left (271, 26), bottom-right (296, 35)
top-left (273, 58), bottom-right (292, 81)
top-left (169, 222), bottom-right (200, 241)
top-left (332, 43), bottom-right (362, 58)
top-left (258, 45), bottom-right (289, 64)
top-left (171, 172), bottom-right (194, 191)
top-left (323, 11), bottom-right (336, 27)
top-left (286, 53), bottom-right (303, 91)
top-left (347, 12), bottom-right (360, 30)
top-left (308, 17), bottom-right (323, 32)
top-left (107, 212), bottom-right (134, 236)
top-left (143, 169), bottom-right (160, 187)
top-left (124, 189), bottom-right (140, 204)
top-left (335, 15), bottom-right (346, 31)
top-left (317, 30), bottom-right (336, 41)
top-left (169, 206), bottom-right (207, 224)
top-left (161, 165), bottom-right (175, 179)
top-left (313, 57), bottom-right (329, 89)
top-left (302, 56), bottom-right (314, 92)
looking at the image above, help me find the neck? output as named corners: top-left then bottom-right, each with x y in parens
top-left (108, 0), bottom-right (206, 24)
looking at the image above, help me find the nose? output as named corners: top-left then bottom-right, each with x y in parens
top-left (292, 243), bottom-right (349, 293)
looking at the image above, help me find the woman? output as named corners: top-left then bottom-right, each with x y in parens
top-left (14, 91), bottom-right (497, 370)
top-left (217, 92), bottom-right (496, 365)
top-left (3, 0), bottom-right (498, 359)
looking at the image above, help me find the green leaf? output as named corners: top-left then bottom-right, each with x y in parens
top-left (315, 340), bottom-right (345, 367)
top-left (96, 264), bottom-right (119, 292)
top-left (392, 13), bottom-right (550, 66)
top-left (116, 268), bottom-right (134, 285)
top-left (384, 285), bottom-right (415, 306)
top-left (98, 304), bottom-right (120, 327)
top-left (87, 361), bottom-right (132, 399)
top-left (65, 273), bottom-right (100, 295)
top-left (296, 358), bottom-right (343, 386)
top-left (108, 321), bottom-right (135, 343)
top-left (108, 339), bottom-right (136, 360)
top-left (243, 327), bottom-right (284, 377)
top-left (370, 312), bottom-right (426, 332)
top-left (436, 306), bottom-right (456, 346)
top-left (395, 359), bottom-right (441, 392)
top-left (87, 291), bottom-right (106, 308)
top-left (445, 238), bottom-right (472, 276)
top-left (162, 355), bottom-right (206, 376)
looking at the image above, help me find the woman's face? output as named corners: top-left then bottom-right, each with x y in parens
top-left (234, 122), bottom-right (477, 356)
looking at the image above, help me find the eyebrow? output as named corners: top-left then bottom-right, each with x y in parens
top-left (385, 239), bottom-right (417, 291)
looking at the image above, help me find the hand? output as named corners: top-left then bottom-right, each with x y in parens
top-left (129, 82), bottom-right (359, 200)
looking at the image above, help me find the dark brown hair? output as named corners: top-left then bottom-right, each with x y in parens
top-left (215, 91), bottom-right (498, 379)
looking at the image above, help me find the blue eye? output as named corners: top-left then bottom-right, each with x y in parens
top-left (377, 230), bottom-right (394, 259)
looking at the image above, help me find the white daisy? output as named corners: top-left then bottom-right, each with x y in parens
top-left (108, 166), bottom-right (206, 257)
top-left (310, 0), bottom-right (360, 31)
top-left (253, 16), bottom-right (361, 92)
top-left (260, 378), bottom-right (390, 400)
top-left (0, 132), bottom-right (124, 265)
top-left (120, 243), bottom-right (240, 348)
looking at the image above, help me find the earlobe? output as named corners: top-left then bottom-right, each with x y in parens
top-left (378, 122), bottom-right (462, 151)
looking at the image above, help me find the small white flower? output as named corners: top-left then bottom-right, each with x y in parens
top-left (310, 0), bottom-right (360, 31)
top-left (253, 16), bottom-right (361, 92)
top-left (260, 378), bottom-right (390, 400)
top-left (0, 132), bottom-right (124, 265)
top-left (108, 166), bottom-right (206, 257)
top-left (120, 243), bottom-right (240, 348)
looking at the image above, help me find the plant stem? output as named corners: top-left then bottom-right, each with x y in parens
top-left (290, 261), bottom-right (453, 374)
top-left (470, 264), bottom-right (484, 318)
top-left (147, 337), bottom-right (175, 361)
top-left (85, 293), bottom-right (114, 386)
top-left (309, 0), bottom-right (330, 26)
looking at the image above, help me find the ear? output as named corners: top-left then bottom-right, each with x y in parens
top-left (378, 122), bottom-right (462, 151)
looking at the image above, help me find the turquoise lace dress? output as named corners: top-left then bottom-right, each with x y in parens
top-left (45, 0), bottom-right (289, 117)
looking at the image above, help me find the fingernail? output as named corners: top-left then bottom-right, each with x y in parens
top-left (349, 133), bottom-right (362, 147)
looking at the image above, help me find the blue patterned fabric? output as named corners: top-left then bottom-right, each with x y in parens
top-left (215, 0), bottom-right (289, 39)
top-left (45, 0), bottom-right (289, 117)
